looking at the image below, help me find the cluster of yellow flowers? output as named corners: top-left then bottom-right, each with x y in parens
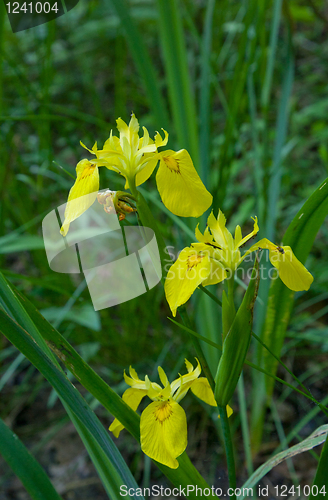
top-left (60, 113), bottom-right (212, 236)
top-left (61, 113), bottom-right (313, 469)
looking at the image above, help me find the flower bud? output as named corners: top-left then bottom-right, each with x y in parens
top-left (214, 256), bottom-right (260, 406)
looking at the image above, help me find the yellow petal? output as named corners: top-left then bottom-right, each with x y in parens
top-left (236, 216), bottom-right (259, 249)
top-left (207, 210), bottom-right (233, 249)
top-left (158, 366), bottom-right (169, 388)
top-left (140, 400), bottom-right (187, 468)
top-left (269, 245), bottom-right (313, 291)
top-left (124, 368), bottom-right (148, 390)
top-left (217, 405), bottom-right (233, 419)
top-left (156, 150), bottom-right (212, 217)
top-left (116, 117), bottom-right (130, 140)
top-left (155, 129), bottom-right (169, 148)
top-left (202, 259), bottom-right (227, 286)
top-left (147, 381), bottom-right (171, 401)
top-left (164, 246), bottom-right (211, 316)
top-left (60, 160), bottom-right (99, 236)
top-left (246, 238), bottom-right (313, 291)
top-left (226, 405), bottom-right (233, 418)
top-left (135, 156), bottom-right (159, 186)
top-left (171, 359), bottom-right (202, 401)
top-left (109, 387), bottom-right (147, 438)
top-left (234, 225), bottom-right (242, 246)
top-left (195, 224), bottom-right (217, 245)
top-left (190, 377), bottom-right (217, 406)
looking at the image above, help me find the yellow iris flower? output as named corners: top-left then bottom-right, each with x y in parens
top-left (109, 358), bottom-right (232, 469)
top-left (165, 210), bottom-right (313, 316)
top-left (60, 114), bottom-right (212, 236)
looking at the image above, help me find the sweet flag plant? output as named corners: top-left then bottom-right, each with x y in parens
top-left (109, 359), bottom-right (232, 469)
top-left (60, 113), bottom-right (212, 236)
top-left (165, 209), bottom-right (313, 317)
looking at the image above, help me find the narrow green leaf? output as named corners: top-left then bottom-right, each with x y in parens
top-left (0, 311), bottom-right (140, 500)
top-left (0, 278), bottom-right (218, 498)
top-left (238, 425), bottom-right (328, 499)
top-left (0, 273), bottom-right (142, 500)
top-left (0, 234), bottom-right (44, 253)
top-left (261, 0), bottom-right (283, 109)
top-left (310, 434), bottom-right (328, 499)
top-left (156, 0), bottom-right (199, 163)
top-left (109, 0), bottom-right (169, 129)
top-left (0, 416), bottom-right (63, 500)
top-left (199, 0), bottom-right (215, 185)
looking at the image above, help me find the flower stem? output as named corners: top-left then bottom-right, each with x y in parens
top-left (131, 183), bottom-right (215, 391)
top-left (179, 306), bottom-right (215, 392)
top-left (218, 405), bottom-right (237, 496)
top-left (227, 275), bottom-right (236, 316)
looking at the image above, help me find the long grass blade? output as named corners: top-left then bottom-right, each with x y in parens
top-left (0, 273), bottom-right (142, 499)
top-left (156, 0), bottom-right (199, 163)
top-left (238, 425), bottom-right (328, 499)
top-left (310, 434), bottom-right (328, 499)
top-left (0, 310), bottom-right (142, 500)
top-left (199, 0), bottom-right (215, 185)
top-left (109, 0), bottom-right (169, 129)
top-left (0, 416), bottom-right (63, 500)
top-left (0, 277), bottom-right (218, 499)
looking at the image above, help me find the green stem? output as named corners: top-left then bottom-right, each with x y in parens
top-left (222, 275), bottom-right (236, 340)
top-left (218, 405), bottom-right (237, 495)
top-left (131, 182), bottom-right (215, 391)
top-left (199, 285), bottom-right (222, 308)
top-left (227, 275), bottom-right (236, 315)
top-left (179, 306), bottom-right (215, 392)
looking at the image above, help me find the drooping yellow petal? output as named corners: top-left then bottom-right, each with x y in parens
top-left (164, 246), bottom-right (211, 317)
top-left (190, 377), bottom-right (234, 418)
top-left (190, 377), bottom-right (217, 406)
top-left (156, 150), bottom-right (212, 217)
top-left (269, 245), bottom-right (313, 291)
top-left (109, 387), bottom-right (147, 437)
top-left (140, 399), bottom-right (187, 468)
top-left (246, 238), bottom-right (313, 291)
top-left (60, 160), bottom-right (99, 236)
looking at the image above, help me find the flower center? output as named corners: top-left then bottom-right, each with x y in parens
top-left (81, 164), bottom-right (96, 179)
top-left (154, 401), bottom-right (173, 423)
top-left (187, 254), bottom-right (203, 269)
top-left (163, 156), bottom-right (180, 173)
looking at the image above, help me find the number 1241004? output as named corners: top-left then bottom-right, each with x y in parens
top-left (6, 2), bottom-right (59, 14)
